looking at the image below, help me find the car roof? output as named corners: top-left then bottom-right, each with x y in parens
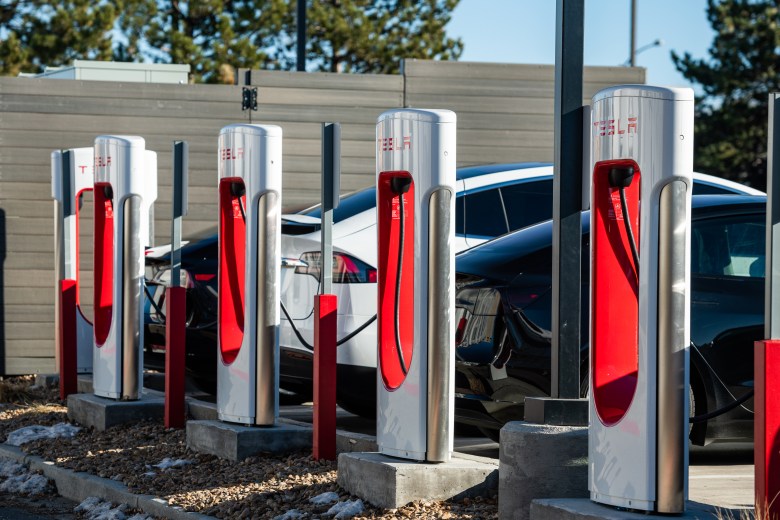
top-left (456, 162), bottom-right (552, 181)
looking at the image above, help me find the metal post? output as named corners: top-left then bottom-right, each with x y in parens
top-left (171, 142), bottom-right (188, 287)
top-left (755, 94), bottom-right (780, 518)
top-left (313, 122), bottom-right (340, 459)
top-left (629, 0), bottom-right (637, 67)
top-left (321, 122), bottom-right (340, 295)
top-left (297, 0), bottom-right (306, 72)
top-left (551, 0), bottom-right (585, 400)
top-left (165, 141), bottom-right (188, 428)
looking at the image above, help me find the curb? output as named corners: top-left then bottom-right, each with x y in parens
top-left (0, 444), bottom-right (213, 520)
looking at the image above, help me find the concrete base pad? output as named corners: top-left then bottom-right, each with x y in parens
top-left (499, 422), bottom-right (588, 520)
top-left (530, 498), bottom-right (726, 519)
top-left (67, 393), bottom-right (164, 431)
top-left (337, 452), bottom-right (498, 509)
top-left (186, 420), bottom-right (312, 461)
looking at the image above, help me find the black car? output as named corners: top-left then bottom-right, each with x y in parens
top-left (454, 194), bottom-right (765, 443)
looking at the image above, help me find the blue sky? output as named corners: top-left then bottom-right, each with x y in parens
top-left (447, 0), bottom-right (714, 89)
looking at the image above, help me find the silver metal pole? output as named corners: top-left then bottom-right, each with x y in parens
top-left (767, 95), bottom-right (780, 339)
top-left (321, 123), bottom-right (341, 295)
top-left (171, 142), bottom-right (189, 287)
top-left (122, 195), bottom-right (142, 400)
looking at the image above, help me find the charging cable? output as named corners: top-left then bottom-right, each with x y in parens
top-left (689, 389), bottom-right (754, 423)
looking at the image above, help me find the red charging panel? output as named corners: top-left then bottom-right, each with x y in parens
top-left (592, 160), bottom-right (640, 426)
top-left (218, 179), bottom-right (246, 365)
top-left (93, 183), bottom-right (114, 347)
top-left (377, 171), bottom-right (415, 390)
top-left (74, 188), bottom-right (94, 324)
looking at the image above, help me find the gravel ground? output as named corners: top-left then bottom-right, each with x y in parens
top-left (0, 377), bottom-right (497, 519)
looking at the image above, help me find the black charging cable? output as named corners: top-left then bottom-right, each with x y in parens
top-left (689, 389), bottom-right (754, 423)
top-left (608, 167), bottom-right (640, 278)
top-left (389, 177), bottom-right (412, 376)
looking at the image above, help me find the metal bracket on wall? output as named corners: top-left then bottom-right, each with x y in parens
top-left (242, 87), bottom-right (258, 121)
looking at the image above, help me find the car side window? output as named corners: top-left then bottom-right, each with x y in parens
top-left (501, 179), bottom-right (554, 231)
top-left (691, 214), bottom-right (765, 278)
top-left (455, 194), bottom-right (465, 235)
top-left (463, 188), bottom-right (508, 239)
top-left (691, 182), bottom-right (736, 195)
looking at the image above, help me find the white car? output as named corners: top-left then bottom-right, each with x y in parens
top-left (276, 163), bottom-right (763, 415)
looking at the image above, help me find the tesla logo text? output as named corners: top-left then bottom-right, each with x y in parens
top-left (221, 147), bottom-right (244, 160)
top-left (379, 136), bottom-right (412, 151)
top-left (95, 156), bottom-right (111, 168)
top-left (594, 117), bottom-right (638, 137)
top-left (79, 165), bottom-right (89, 174)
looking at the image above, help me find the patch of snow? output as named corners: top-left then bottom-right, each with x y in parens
top-left (153, 457), bottom-right (192, 470)
top-left (143, 471), bottom-right (156, 477)
top-left (309, 491), bottom-right (340, 505)
top-left (0, 460), bottom-right (25, 477)
top-left (273, 510), bottom-right (306, 520)
top-left (326, 499), bottom-right (364, 519)
top-left (5, 422), bottom-right (80, 446)
top-left (0, 473), bottom-right (50, 495)
top-left (74, 497), bottom-right (131, 520)
top-left (127, 515), bottom-right (151, 520)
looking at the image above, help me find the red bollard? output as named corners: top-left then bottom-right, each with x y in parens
top-left (313, 294), bottom-right (337, 460)
top-left (58, 279), bottom-right (78, 400)
top-left (165, 286), bottom-right (186, 428)
top-left (755, 340), bottom-right (780, 517)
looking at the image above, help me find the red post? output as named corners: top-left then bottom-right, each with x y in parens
top-left (313, 294), bottom-right (338, 460)
top-left (755, 339), bottom-right (780, 517)
top-left (59, 279), bottom-right (78, 400)
top-left (165, 286), bottom-right (186, 428)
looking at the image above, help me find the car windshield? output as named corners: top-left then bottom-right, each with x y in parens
top-left (301, 186), bottom-right (376, 223)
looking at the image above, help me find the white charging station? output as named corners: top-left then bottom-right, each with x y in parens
top-left (217, 124), bottom-right (282, 426)
top-left (51, 147), bottom-right (94, 373)
top-left (92, 136), bottom-right (157, 400)
top-left (375, 109), bottom-right (456, 462)
top-left (589, 85), bottom-right (693, 513)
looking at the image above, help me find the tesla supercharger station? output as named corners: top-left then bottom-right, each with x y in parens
top-left (51, 148), bottom-right (94, 373)
top-left (589, 85), bottom-right (693, 513)
top-left (217, 124), bottom-right (282, 426)
top-left (375, 108), bottom-right (456, 462)
top-left (93, 136), bottom-right (157, 400)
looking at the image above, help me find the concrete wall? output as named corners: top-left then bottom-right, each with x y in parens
top-left (0, 60), bottom-right (644, 375)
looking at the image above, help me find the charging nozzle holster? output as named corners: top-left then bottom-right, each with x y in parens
top-left (390, 176), bottom-right (412, 195)
top-left (608, 166), bottom-right (636, 188)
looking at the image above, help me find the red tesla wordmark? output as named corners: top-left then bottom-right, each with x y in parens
top-left (378, 136), bottom-right (412, 151)
top-left (593, 117), bottom-right (638, 137)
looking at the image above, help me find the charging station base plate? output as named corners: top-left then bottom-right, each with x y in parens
top-left (337, 452), bottom-right (498, 509)
top-left (67, 392), bottom-right (165, 431)
top-left (186, 420), bottom-right (312, 461)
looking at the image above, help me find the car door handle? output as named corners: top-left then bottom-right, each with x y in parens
top-left (281, 257), bottom-right (307, 268)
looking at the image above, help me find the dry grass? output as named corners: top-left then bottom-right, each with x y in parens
top-left (718, 496), bottom-right (779, 520)
top-left (0, 376), bottom-right (37, 404)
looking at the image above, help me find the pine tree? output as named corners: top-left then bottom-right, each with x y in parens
top-left (672, 0), bottom-right (780, 189)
